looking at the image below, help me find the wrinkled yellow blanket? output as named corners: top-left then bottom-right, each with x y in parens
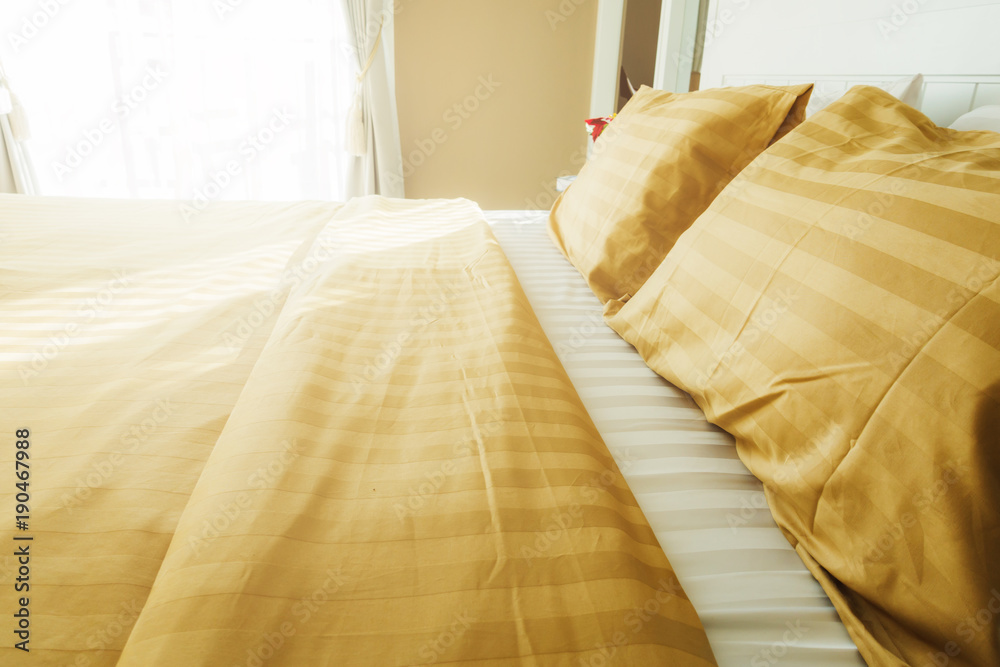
top-left (0, 195), bottom-right (716, 666)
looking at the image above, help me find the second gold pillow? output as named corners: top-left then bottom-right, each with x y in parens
top-left (548, 83), bottom-right (812, 306)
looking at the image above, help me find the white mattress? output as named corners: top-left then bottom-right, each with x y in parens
top-left (488, 210), bottom-right (866, 667)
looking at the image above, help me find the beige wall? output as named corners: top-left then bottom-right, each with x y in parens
top-left (394, 0), bottom-right (597, 210)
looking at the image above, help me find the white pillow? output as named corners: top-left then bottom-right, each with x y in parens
top-left (949, 105), bottom-right (1000, 132)
top-left (806, 74), bottom-right (923, 117)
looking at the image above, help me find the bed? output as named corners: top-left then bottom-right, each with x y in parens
top-left (0, 196), bottom-right (873, 667)
top-left (2, 195), bottom-right (724, 666)
top-left (2, 10), bottom-right (1000, 666)
top-left (3, 85), bottom-right (999, 663)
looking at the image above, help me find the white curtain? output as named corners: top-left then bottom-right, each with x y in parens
top-left (7, 0), bottom-right (356, 202)
top-left (342, 0), bottom-right (405, 198)
top-left (0, 63), bottom-right (37, 195)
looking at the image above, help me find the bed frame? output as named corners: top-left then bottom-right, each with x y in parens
top-left (717, 74), bottom-right (1000, 126)
top-left (695, 0), bottom-right (1000, 126)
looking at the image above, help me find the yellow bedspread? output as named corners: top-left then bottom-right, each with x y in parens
top-left (0, 195), bottom-right (716, 666)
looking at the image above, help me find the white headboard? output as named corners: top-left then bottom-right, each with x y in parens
top-left (700, 0), bottom-right (1000, 126)
top-left (719, 74), bottom-right (1000, 126)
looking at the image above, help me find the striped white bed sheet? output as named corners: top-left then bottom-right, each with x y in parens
top-left (487, 210), bottom-right (867, 667)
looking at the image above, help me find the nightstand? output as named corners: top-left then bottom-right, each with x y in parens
top-left (556, 175), bottom-right (577, 192)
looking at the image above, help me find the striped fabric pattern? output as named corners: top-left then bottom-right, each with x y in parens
top-left (607, 86), bottom-right (1000, 667)
top-left (1, 196), bottom-right (717, 666)
top-left (490, 211), bottom-right (866, 667)
top-left (548, 83), bottom-right (812, 306)
top-left (0, 196), bottom-right (341, 666)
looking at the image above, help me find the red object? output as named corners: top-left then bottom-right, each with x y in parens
top-left (584, 114), bottom-right (616, 142)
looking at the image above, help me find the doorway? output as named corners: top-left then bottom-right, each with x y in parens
top-left (590, 0), bottom-right (708, 117)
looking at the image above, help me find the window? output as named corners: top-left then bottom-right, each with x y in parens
top-left (6, 0), bottom-right (354, 202)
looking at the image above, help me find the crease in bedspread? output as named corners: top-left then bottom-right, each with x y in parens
top-left (0, 196), bottom-right (345, 667)
top-left (2, 196), bottom-right (718, 667)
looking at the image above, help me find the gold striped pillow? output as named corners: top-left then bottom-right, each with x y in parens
top-left (607, 86), bottom-right (1000, 667)
top-left (548, 83), bottom-right (812, 305)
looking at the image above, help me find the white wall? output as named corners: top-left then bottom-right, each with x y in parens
top-left (653, 0), bottom-right (703, 93)
top-left (699, 0), bottom-right (1000, 88)
top-left (591, 0), bottom-right (626, 116)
